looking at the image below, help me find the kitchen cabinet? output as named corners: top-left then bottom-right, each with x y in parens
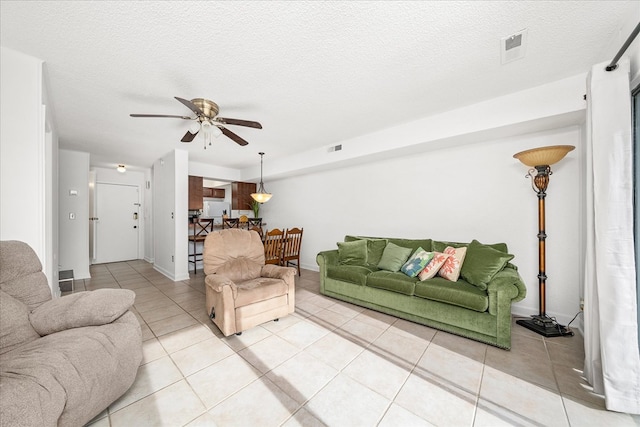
top-left (188, 176), bottom-right (203, 210)
top-left (231, 182), bottom-right (257, 210)
top-left (203, 187), bottom-right (225, 199)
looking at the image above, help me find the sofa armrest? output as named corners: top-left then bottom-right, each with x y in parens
top-left (486, 267), bottom-right (527, 315)
top-left (316, 250), bottom-right (339, 272)
top-left (205, 274), bottom-right (238, 299)
top-left (261, 264), bottom-right (296, 281)
top-left (29, 289), bottom-right (135, 336)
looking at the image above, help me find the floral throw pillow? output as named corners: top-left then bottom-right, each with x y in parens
top-left (418, 252), bottom-right (451, 281)
top-left (438, 246), bottom-right (468, 282)
top-left (400, 248), bottom-right (435, 277)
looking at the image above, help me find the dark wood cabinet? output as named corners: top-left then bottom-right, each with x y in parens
top-left (188, 176), bottom-right (203, 210)
top-left (203, 187), bottom-right (225, 199)
top-left (231, 182), bottom-right (257, 210)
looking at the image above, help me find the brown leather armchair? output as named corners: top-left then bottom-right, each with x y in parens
top-left (203, 229), bottom-right (296, 336)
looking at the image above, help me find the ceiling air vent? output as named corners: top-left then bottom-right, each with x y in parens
top-left (501, 29), bottom-right (528, 64)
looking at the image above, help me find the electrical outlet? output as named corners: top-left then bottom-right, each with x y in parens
top-left (580, 298), bottom-right (584, 311)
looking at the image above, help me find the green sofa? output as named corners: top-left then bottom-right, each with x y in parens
top-left (316, 236), bottom-right (527, 349)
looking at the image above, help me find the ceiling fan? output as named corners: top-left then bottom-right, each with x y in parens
top-left (130, 97), bottom-right (262, 146)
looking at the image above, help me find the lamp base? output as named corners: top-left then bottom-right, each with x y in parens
top-left (516, 315), bottom-right (574, 337)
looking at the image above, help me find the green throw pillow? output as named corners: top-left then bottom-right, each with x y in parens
top-left (400, 247), bottom-right (435, 277)
top-left (377, 242), bottom-right (413, 272)
top-left (460, 239), bottom-right (514, 290)
top-left (343, 236), bottom-right (389, 267)
top-left (337, 240), bottom-right (368, 266)
top-left (365, 238), bottom-right (388, 267)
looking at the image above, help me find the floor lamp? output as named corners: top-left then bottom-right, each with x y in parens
top-left (513, 145), bottom-right (575, 337)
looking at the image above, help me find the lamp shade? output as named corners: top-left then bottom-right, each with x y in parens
top-left (513, 145), bottom-right (575, 167)
top-left (251, 192), bottom-right (272, 203)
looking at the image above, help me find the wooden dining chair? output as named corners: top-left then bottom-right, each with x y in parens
top-left (263, 228), bottom-right (285, 265)
top-left (282, 227), bottom-right (303, 276)
top-left (188, 219), bottom-right (214, 274)
top-left (223, 218), bottom-right (240, 229)
top-left (248, 217), bottom-right (262, 228)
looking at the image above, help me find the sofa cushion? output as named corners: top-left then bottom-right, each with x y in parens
top-left (29, 289), bottom-right (136, 336)
top-left (433, 240), bottom-right (509, 253)
top-left (377, 243), bottom-right (413, 272)
top-left (0, 290), bottom-right (40, 355)
top-left (337, 240), bottom-right (368, 266)
top-left (234, 278), bottom-right (289, 307)
top-left (432, 240), bottom-right (467, 251)
top-left (415, 277), bottom-right (489, 312)
top-left (461, 240), bottom-right (514, 290)
top-left (366, 271), bottom-right (417, 295)
top-left (386, 238), bottom-right (434, 253)
top-left (438, 246), bottom-right (467, 282)
top-left (215, 258), bottom-right (263, 283)
top-left (327, 265), bottom-right (373, 286)
top-left (400, 248), bottom-right (434, 277)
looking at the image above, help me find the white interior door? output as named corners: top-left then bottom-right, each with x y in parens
top-left (94, 183), bottom-right (139, 264)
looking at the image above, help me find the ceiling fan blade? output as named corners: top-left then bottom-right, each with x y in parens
top-left (220, 127), bottom-right (249, 146)
top-left (174, 97), bottom-right (204, 116)
top-left (130, 114), bottom-right (192, 119)
top-left (216, 117), bottom-right (262, 129)
top-left (181, 130), bottom-right (198, 143)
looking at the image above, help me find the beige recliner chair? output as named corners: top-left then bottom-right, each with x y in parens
top-left (0, 241), bottom-right (142, 426)
top-left (203, 229), bottom-right (296, 336)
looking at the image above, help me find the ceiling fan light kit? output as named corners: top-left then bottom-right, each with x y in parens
top-left (130, 96), bottom-right (262, 149)
top-left (251, 152), bottom-right (272, 203)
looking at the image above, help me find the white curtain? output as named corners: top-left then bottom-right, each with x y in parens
top-left (584, 57), bottom-right (640, 414)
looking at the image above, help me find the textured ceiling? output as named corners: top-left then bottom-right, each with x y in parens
top-left (0, 1), bottom-right (636, 172)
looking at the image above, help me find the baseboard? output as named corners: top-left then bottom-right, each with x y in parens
top-left (153, 264), bottom-right (189, 282)
top-left (300, 262), bottom-right (319, 272)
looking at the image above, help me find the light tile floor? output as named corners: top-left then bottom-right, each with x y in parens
top-left (71, 260), bottom-right (640, 427)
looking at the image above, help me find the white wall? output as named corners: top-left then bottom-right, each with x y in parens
top-left (58, 149), bottom-right (90, 279)
top-left (153, 150), bottom-right (189, 281)
top-left (0, 47), bottom-right (58, 293)
top-left (144, 168), bottom-right (154, 263)
top-left (43, 91), bottom-right (59, 297)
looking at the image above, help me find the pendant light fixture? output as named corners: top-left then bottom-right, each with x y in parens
top-left (251, 152), bottom-right (272, 203)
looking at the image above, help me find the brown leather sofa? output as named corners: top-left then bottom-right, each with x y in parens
top-left (203, 229), bottom-right (296, 336)
top-left (0, 240), bottom-right (142, 426)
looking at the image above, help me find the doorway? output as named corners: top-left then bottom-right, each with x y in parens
top-left (93, 183), bottom-right (140, 264)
